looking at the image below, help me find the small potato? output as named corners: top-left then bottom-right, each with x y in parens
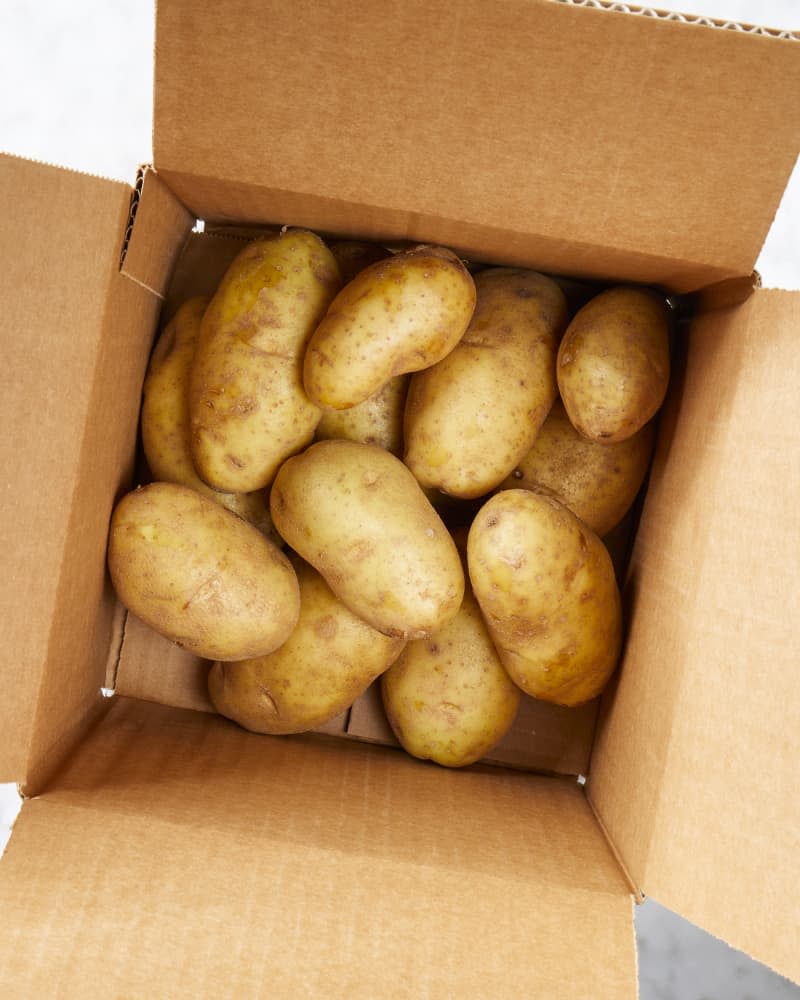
top-left (141, 296), bottom-right (275, 539)
top-left (381, 584), bottom-right (521, 768)
top-left (557, 286), bottom-right (670, 442)
top-left (303, 245), bottom-right (476, 410)
top-left (108, 482), bottom-right (299, 661)
top-left (270, 440), bottom-right (464, 639)
top-left (189, 229), bottom-right (341, 493)
top-left (404, 268), bottom-right (567, 498)
top-left (315, 375), bottom-right (409, 456)
top-left (501, 399), bottom-right (655, 537)
top-left (468, 490), bottom-right (622, 707)
top-left (208, 558), bottom-right (405, 735)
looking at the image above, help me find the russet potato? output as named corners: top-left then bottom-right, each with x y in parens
top-left (404, 268), bottom-right (567, 498)
top-left (189, 229), bottom-right (341, 493)
top-left (557, 286), bottom-right (670, 442)
top-left (141, 296), bottom-right (275, 538)
top-left (468, 489), bottom-right (622, 707)
top-left (108, 482), bottom-right (299, 661)
top-left (209, 557), bottom-right (404, 735)
top-left (270, 440), bottom-right (464, 640)
top-left (303, 245), bottom-right (475, 410)
top-left (501, 399), bottom-right (655, 537)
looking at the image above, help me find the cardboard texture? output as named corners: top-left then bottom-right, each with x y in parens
top-left (590, 289), bottom-right (800, 981)
top-left (3, 1), bottom-right (800, 993)
top-left (154, 0), bottom-right (800, 292)
top-left (0, 698), bottom-right (635, 999)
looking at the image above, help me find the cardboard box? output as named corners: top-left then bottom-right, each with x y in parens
top-left (1, 1), bottom-right (799, 994)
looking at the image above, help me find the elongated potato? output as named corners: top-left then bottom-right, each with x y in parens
top-left (315, 374), bottom-right (409, 455)
top-left (141, 296), bottom-right (275, 538)
top-left (404, 268), bottom-right (567, 498)
top-left (501, 399), bottom-right (655, 537)
top-left (108, 482), bottom-right (299, 661)
top-left (557, 286), bottom-right (670, 442)
top-left (209, 558), bottom-right (405, 735)
top-left (468, 490), bottom-right (622, 707)
top-left (189, 229), bottom-right (341, 493)
top-left (303, 245), bottom-right (476, 410)
top-left (381, 582), bottom-right (520, 768)
top-left (270, 440), bottom-right (464, 639)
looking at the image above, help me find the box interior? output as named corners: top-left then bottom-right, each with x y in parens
top-left (2, 0), bottom-right (800, 992)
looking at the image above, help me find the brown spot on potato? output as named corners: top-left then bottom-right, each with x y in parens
top-left (314, 615), bottom-right (338, 640)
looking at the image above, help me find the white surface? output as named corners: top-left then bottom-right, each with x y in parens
top-left (1, 2), bottom-right (798, 998)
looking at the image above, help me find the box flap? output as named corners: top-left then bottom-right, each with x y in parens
top-left (154, 0), bottom-right (800, 292)
top-left (589, 289), bottom-right (800, 983)
top-left (0, 698), bottom-right (635, 997)
top-left (0, 155), bottom-right (188, 791)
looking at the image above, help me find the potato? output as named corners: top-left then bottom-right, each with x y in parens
top-left (141, 296), bottom-right (275, 539)
top-left (108, 482), bottom-right (299, 661)
top-left (381, 582), bottom-right (521, 768)
top-left (404, 268), bottom-right (567, 498)
top-left (468, 490), bottom-right (622, 707)
top-left (189, 229), bottom-right (341, 493)
top-left (303, 245), bottom-right (476, 410)
top-left (557, 286), bottom-right (670, 442)
top-left (501, 399), bottom-right (655, 537)
top-left (315, 374), bottom-right (409, 456)
top-left (208, 557), bottom-right (404, 735)
top-left (270, 440), bottom-right (464, 639)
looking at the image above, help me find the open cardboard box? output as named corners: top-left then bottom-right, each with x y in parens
top-left (1, 1), bottom-right (799, 995)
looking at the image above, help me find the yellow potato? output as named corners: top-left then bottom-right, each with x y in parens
top-left (557, 286), bottom-right (670, 442)
top-left (404, 268), bottom-right (567, 498)
top-left (208, 558), bottom-right (405, 735)
top-left (270, 440), bottom-right (464, 639)
top-left (315, 374), bottom-right (409, 456)
top-left (189, 229), bottom-right (341, 493)
top-left (381, 583), bottom-right (521, 768)
top-left (468, 489), bottom-right (622, 707)
top-left (108, 482), bottom-right (299, 661)
top-left (501, 399), bottom-right (655, 537)
top-left (141, 296), bottom-right (275, 539)
top-left (303, 245), bottom-right (476, 409)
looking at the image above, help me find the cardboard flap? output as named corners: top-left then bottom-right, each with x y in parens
top-left (154, 0), bottom-right (800, 291)
top-left (0, 698), bottom-right (635, 998)
top-left (0, 155), bottom-right (132, 783)
top-left (0, 156), bottom-right (186, 792)
top-left (589, 289), bottom-right (800, 983)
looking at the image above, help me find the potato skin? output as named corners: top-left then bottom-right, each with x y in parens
top-left (208, 558), bottom-right (405, 735)
top-left (315, 374), bottom-right (409, 456)
top-left (557, 286), bottom-right (670, 442)
top-left (108, 482), bottom-right (299, 661)
top-left (270, 440), bottom-right (464, 639)
top-left (468, 490), bottom-right (622, 707)
top-left (189, 229), bottom-right (341, 493)
top-left (501, 399), bottom-right (655, 537)
top-left (404, 268), bottom-right (567, 498)
top-left (141, 296), bottom-right (275, 538)
top-left (381, 584), bottom-right (520, 767)
top-left (303, 245), bottom-right (476, 410)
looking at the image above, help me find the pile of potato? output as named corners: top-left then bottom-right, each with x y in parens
top-left (107, 229), bottom-right (670, 767)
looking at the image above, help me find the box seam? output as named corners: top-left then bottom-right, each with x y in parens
top-left (586, 786), bottom-right (644, 903)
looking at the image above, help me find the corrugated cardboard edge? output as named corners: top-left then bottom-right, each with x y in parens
top-left (553, 0), bottom-right (799, 40)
